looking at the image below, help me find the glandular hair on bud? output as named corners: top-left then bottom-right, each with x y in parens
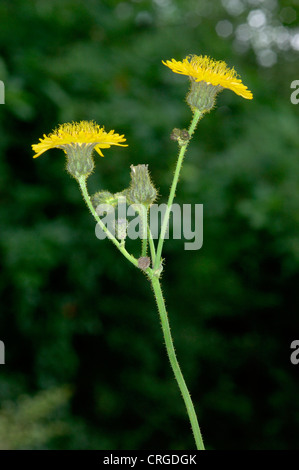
top-left (187, 79), bottom-right (223, 113)
top-left (127, 164), bottom-right (157, 207)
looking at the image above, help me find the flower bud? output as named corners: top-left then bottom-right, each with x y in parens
top-left (91, 191), bottom-right (116, 210)
top-left (138, 257), bottom-right (151, 271)
top-left (170, 128), bottom-right (190, 146)
top-left (126, 164), bottom-right (157, 207)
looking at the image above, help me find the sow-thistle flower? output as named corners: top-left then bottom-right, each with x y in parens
top-left (32, 121), bottom-right (127, 179)
top-left (163, 54), bottom-right (253, 113)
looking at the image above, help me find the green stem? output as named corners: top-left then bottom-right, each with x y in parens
top-left (151, 275), bottom-right (205, 450)
top-left (154, 110), bottom-right (202, 270)
top-left (78, 176), bottom-right (138, 268)
top-left (147, 223), bottom-right (156, 267)
top-left (141, 208), bottom-right (148, 257)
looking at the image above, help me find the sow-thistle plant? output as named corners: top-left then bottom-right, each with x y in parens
top-left (32, 54), bottom-right (252, 450)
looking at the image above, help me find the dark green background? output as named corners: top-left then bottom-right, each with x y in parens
top-left (0, 0), bottom-right (299, 449)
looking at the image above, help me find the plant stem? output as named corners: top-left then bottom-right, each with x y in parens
top-left (141, 208), bottom-right (148, 257)
top-left (147, 224), bottom-right (156, 267)
top-left (154, 110), bottom-right (202, 270)
top-left (151, 275), bottom-right (205, 450)
top-left (78, 176), bottom-right (138, 268)
top-left (79, 109), bottom-right (205, 449)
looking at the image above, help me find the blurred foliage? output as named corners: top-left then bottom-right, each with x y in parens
top-left (0, 386), bottom-right (70, 449)
top-left (0, 0), bottom-right (299, 450)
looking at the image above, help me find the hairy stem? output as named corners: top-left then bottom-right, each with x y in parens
top-left (78, 176), bottom-right (138, 268)
top-left (154, 110), bottom-right (202, 270)
top-left (151, 275), bottom-right (205, 450)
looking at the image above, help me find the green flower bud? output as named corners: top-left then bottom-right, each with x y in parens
top-left (170, 128), bottom-right (190, 146)
top-left (91, 191), bottom-right (116, 210)
top-left (126, 164), bottom-right (157, 207)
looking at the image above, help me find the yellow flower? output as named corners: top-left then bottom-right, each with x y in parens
top-left (32, 120), bottom-right (127, 158)
top-left (162, 54), bottom-right (253, 100)
top-left (32, 121), bottom-right (127, 180)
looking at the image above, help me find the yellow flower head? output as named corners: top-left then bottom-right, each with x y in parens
top-left (32, 120), bottom-right (127, 158)
top-left (32, 121), bottom-right (127, 180)
top-left (162, 54), bottom-right (253, 100)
